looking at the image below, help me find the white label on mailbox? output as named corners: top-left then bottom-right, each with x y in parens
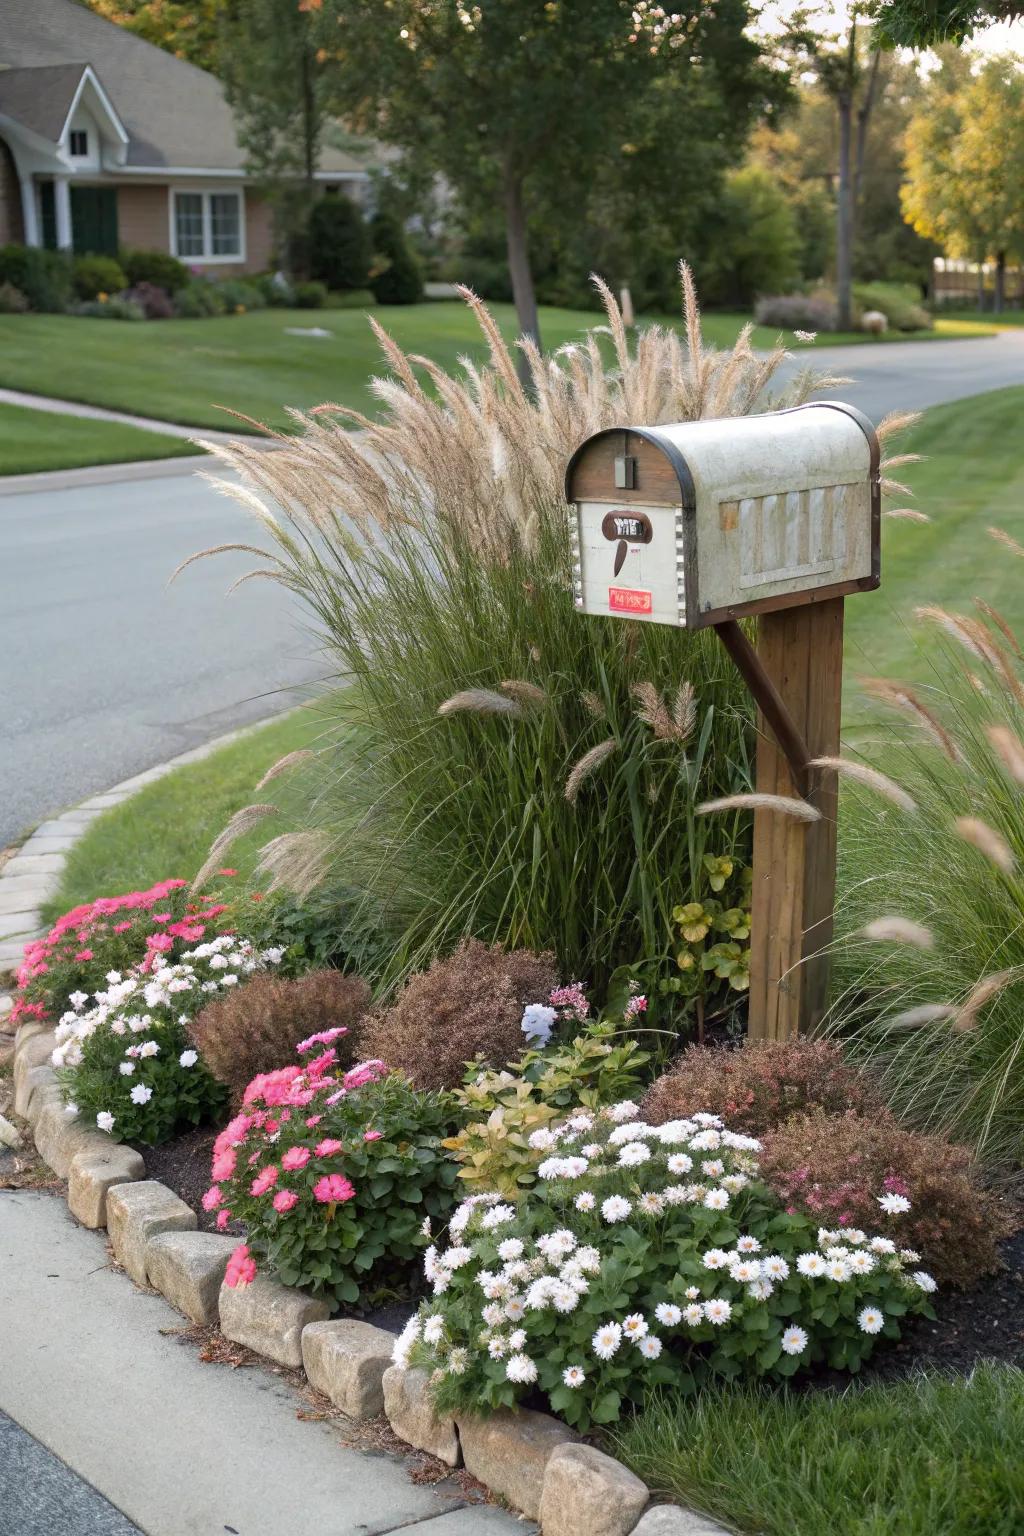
top-left (573, 501), bottom-right (683, 626)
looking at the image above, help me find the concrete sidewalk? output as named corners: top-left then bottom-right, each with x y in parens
top-left (0, 386), bottom-right (246, 446)
top-left (0, 1190), bottom-right (525, 1536)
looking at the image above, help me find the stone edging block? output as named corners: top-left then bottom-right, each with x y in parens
top-left (538, 1443), bottom-right (649, 1536)
top-left (631, 1506), bottom-right (734, 1535)
top-left (301, 1319), bottom-right (394, 1420)
top-left (146, 1231), bottom-right (236, 1325)
top-left (68, 1144), bottom-right (147, 1228)
top-left (457, 1406), bottom-right (580, 1522)
top-left (106, 1179), bottom-right (197, 1286)
top-left (383, 1365), bottom-right (460, 1467)
top-left (218, 1272), bottom-right (329, 1368)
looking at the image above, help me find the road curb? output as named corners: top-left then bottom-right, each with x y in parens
top-left (0, 712), bottom-right (296, 1003)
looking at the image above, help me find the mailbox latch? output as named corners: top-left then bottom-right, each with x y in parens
top-left (614, 454), bottom-right (636, 490)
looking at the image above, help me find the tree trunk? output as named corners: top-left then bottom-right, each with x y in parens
top-left (977, 263), bottom-right (985, 312)
top-left (995, 250), bottom-right (1006, 314)
top-left (836, 89), bottom-right (854, 332)
top-left (503, 165), bottom-right (542, 357)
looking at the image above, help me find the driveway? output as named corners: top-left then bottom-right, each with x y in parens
top-left (779, 327), bottom-right (1024, 420)
top-left (0, 464), bottom-right (323, 850)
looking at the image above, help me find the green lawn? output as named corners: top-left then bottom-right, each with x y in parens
top-left (0, 399), bottom-right (197, 475)
top-left (843, 386), bottom-right (1024, 706)
top-left (40, 708), bottom-right (327, 923)
top-left (0, 303), bottom-right (995, 437)
top-left (611, 1365), bottom-right (1024, 1536)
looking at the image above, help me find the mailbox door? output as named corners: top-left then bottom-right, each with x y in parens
top-left (571, 501), bottom-right (684, 625)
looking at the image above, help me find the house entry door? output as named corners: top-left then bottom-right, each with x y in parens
top-left (70, 186), bottom-right (119, 256)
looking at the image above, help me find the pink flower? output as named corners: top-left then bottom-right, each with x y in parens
top-left (168, 922), bottom-right (205, 942)
top-left (315, 1138), bottom-right (343, 1158)
top-left (113, 921), bottom-right (133, 934)
top-left (224, 1243), bottom-right (257, 1288)
top-left (272, 1189), bottom-right (299, 1214)
top-left (74, 950), bottom-right (93, 962)
top-left (212, 1148), bottom-right (237, 1181)
top-left (313, 1174), bottom-right (356, 1205)
top-left (202, 1185), bottom-right (222, 1212)
top-left (216, 1209), bottom-right (231, 1230)
top-left (146, 934), bottom-right (173, 953)
top-left (305, 1049), bottom-right (337, 1079)
top-left (281, 1146), bottom-right (311, 1172)
top-left (363, 1130), bottom-right (382, 1142)
top-left (250, 1166), bottom-right (280, 1197)
top-left (342, 1060), bottom-right (387, 1091)
top-left (305, 1115), bottom-right (322, 1128)
top-left (296, 1026), bottom-right (349, 1055)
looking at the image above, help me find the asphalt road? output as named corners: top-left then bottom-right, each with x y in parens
top-left (2, 328), bottom-right (1023, 851)
top-left (784, 326), bottom-right (1024, 419)
top-left (0, 463), bottom-right (324, 850)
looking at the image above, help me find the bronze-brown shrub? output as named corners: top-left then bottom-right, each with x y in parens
top-left (641, 1038), bottom-right (883, 1137)
top-left (359, 938), bottom-right (559, 1091)
top-left (761, 1110), bottom-right (1015, 1289)
top-left (189, 970), bottom-right (371, 1106)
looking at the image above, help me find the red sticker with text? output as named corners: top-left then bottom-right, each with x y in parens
top-left (608, 586), bottom-right (652, 614)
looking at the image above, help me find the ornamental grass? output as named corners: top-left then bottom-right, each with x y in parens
top-left (182, 269), bottom-right (848, 996)
top-left (832, 553), bottom-right (1024, 1165)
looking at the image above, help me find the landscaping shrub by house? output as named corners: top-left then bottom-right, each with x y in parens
top-left (174, 279), bottom-right (228, 318)
top-left (0, 280), bottom-right (28, 313)
top-left (214, 1058), bottom-right (460, 1308)
top-left (760, 1110), bottom-right (1013, 1290)
top-left (120, 248), bottom-right (189, 294)
top-left (308, 195), bottom-right (370, 292)
top-left (396, 1102), bottom-right (938, 1432)
top-left (189, 969), bottom-right (371, 1107)
top-left (72, 254), bottom-right (128, 301)
top-left (359, 939), bottom-right (559, 1091)
top-left (369, 211), bottom-right (424, 305)
top-left (754, 292), bottom-right (839, 333)
top-left (641, 1038), bottom-right (884, 1136)
top-left (50, 934), bottom-right (284, 1144)
top-left (11, 878), bottom-right (234, 1028)
top-left (126, 281), bottom-right (176, 320)
top-left (0, 244), bottom-right (72, 312)
top-left (293, 279), bottom-right (328, 308)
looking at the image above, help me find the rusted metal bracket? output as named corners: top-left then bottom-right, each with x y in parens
top-left (714, 620), bottom-right (812, 797)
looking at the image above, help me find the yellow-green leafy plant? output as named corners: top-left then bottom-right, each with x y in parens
top-left (445, 1019), bottom-right (651, 1196)
top-left (660, 855), bottom-right (753, 1036)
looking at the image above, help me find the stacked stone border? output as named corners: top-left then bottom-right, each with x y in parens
top-left (4, 736), bottom-right (727, 1536)
top-left (11, 1018), bottom-right (728, 1536)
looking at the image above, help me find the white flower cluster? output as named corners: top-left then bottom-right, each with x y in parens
top-left (51, 937), bottom-right (281, 1133)
top-left (397, 1100), bottom-right (936, 1388)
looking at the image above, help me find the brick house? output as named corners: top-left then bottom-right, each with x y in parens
top-left (0, 0), bottom-right (370, 275)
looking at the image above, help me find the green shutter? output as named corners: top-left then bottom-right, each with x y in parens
top-left (39, 181), bottom-right (57, 250)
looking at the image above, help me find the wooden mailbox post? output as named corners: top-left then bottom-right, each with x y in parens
top-left (564, 404), bottom-right (881, 1038)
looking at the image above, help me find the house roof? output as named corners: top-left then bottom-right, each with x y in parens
top-left (0, 63), bottom-right (91, 143)
top-left (0, 0), bottom-right (366, 177)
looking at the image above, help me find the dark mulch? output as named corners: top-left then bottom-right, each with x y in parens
top-left (134, 1125), bottom-right (231, 1232)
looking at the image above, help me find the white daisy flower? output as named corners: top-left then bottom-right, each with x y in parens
top-left (662, 1185), bottom-right (689, 1206)
top-left (655, 1303), bottom-right (682, 1326)
top-left (704, 1298), bottom-right (732, 1326)
top-left (702, 1248), bottom-right (730, 1270)
top-left (574, 1191), bottom-right (596, 1212)
top-left (618, 1142), bottom-right (651, 1167)
top-left (528, 1128), bottom-right (557, 1151)
top-left (552, 1283), bottom-right (580, 1314)
top-left (701, 1159), bottom-right (725, 1177)
top-left (96, 1110), bottom-right (115, 1133)
top-left (667, 1153), bottom-right (693, 1175)
top-left (747, 1279), bottom-right (774, 1301)
top-left (900, 1249), bottom-right (921, 1264)
top-left (605, 1101), bottom-right (641, 1123)
top-left (877, 1192), bottom-right (911, 1215)
top-left (797, 1252), bottom-right (826, 1277)
top-left (621, 1313), bottom-right (648, 1342)
top-left (858, 1307), bottom-right (885, 1334)
top-left (781, 1326), bottom-right (808, 1355)
top-left (682, 1302), bottom-right (705, 1325)
top-left (447, 1348), bottom-right (469, 1375)
top-left (509, 1328), bottom-right (527, 1351)
top-left (763, 1255), bottom-right (790, 1280)
top-left (721, 1173), bottom-right (749, 1193)
top-left (480, 1203), bottom-right (516, 1229)
top-left (911, 1270), bottom-right (937, 1293)
top-left (445, 1246), bottom-right (473, 1270)
top-left (575, 1247), bottom-right (602, 1273)
top-left (592, 1322), bottom-right (623, 1360)
top-left (826, 1258), bottom-right (851, 1282)
top-left (638, 1192), bottom-right (664, 1215)
top-left (849, 1251), bottom-right (876, 1275)
top-left (601, 1195), bottom-right (632, 1224)
top-left (703, 1188), bottom-right (730, 1210)
top-left (498, 1238), bottom-right (524, 1262)
top-left (734, 1234), bottom-right (761, 1254)
top-left (685, 1286), bottom-right (700, 1300)
top-left (729, 1260), bottom-right (761, 1284)
top-left (130, 1084), bottom-right (153, 1105)
top-left (562, 1364), bottom-right (586, 1388)
top-left (505, 1353), bottom-right (538, 1384)
top-left (482, 1303), bottom-right (504, 1327)
top-left (178, 1049), bottom-right (198, 1068)
top-left (139, 1040), bottom-right (160, 1059)
top-left (118, 1062), bottom-right (135, 1077)
top-left (869, 1236), bottom-right (896, 1255)
top-left (423, 1315), bottom-right (445, 1345)
top-left (639, 1336), bottom-right (663, 1360)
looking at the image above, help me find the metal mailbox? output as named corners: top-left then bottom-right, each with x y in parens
top-left (564, 403), bottom-right (880, 629)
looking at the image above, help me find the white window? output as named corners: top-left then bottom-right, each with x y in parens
top-left (69, 129), bottom-right (88, 156)
top-left (171, 189), bottom-right (244, 261)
